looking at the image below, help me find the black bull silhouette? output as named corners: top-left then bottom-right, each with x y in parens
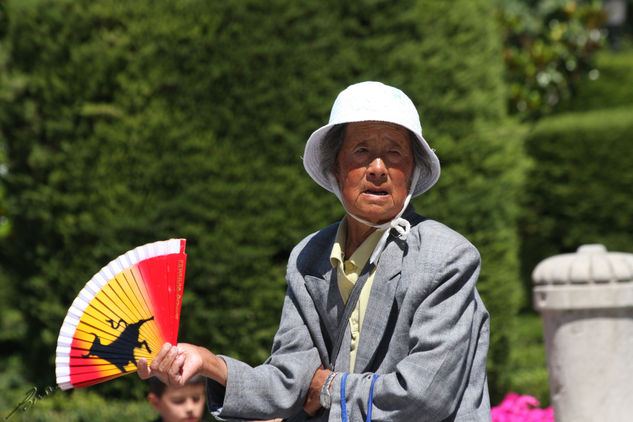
top-left (82, 316), bottom-right (154, 372)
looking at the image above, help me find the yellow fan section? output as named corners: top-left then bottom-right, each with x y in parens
top-left (73, 262), bottom-right (163, 373)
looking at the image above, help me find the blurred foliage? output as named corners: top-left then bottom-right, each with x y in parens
top-left (515, 102), bottom-right (633, 407)
top-left (0, 0), bottom-right (526, 409)
top-left (0, 145), bottom-right (7, 238)
top-left (497, 0), bottom-right (607, 119)
top-left (0, 0), bottom-right (7, 39)
top-left (519, 105), bottom-right (633, 288)
top-left (0, 0), bottom-right (8, 239)
top-left (557, 48), bottom-right (633, 111)
top-left (0, 359), bottom-right (157, 422)
top-left (507, 314), bottom-right (550, 406)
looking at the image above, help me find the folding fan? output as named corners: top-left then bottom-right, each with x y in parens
top-left (55, 239), bottom-right (187, 390)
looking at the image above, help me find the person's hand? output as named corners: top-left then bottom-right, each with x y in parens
top-left (138, 342), bottom-right (227, 387)
top-left (303, 365), bottom-right (331, 416)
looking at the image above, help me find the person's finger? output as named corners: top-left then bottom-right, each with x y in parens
top-left (149, 343), bottom-right (172, 373)
top-left (166, 351), bottom-right (184, 385)
top-left (137, 357), bottom-right (151, 379)
top-left (177, 351), bottom-right (200, 386)
top-left (157, 344), bottom-right (179, 375)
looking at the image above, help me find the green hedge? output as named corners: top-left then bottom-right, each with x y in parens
top-left (0, 0), bottom-right (525, 404)
top-left (520, 105), bottom-right (633, 287)
top-left (506, 313), bottom-right (549, 405)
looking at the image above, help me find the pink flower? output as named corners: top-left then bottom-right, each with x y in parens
top-left (491, 393), bottom-right (554, 422)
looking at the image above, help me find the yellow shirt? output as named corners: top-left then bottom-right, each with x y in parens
top-left (330, 218), bottom-right (384, 372)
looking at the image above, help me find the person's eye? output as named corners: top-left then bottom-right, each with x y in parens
top-left (171, 398), bottom-right (186, 405)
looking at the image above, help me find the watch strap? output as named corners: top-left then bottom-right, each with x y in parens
top-left (319, 371), bottom-right (337, 409)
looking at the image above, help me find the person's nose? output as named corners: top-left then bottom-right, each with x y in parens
top-left (184, 398), bottom-right (195, 415)
top-left (367, 156), bottom-right (387, 180)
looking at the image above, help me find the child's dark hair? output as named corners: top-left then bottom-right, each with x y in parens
top-left (148, 375), bottom-right (204, 397)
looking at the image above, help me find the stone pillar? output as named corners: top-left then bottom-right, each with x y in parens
top-left (532, 244), bottom-right (633, 422)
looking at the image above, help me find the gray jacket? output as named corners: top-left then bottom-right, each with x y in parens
top-left (207, 208), bottom-right (490, 421)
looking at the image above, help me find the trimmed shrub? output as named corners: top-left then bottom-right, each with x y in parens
top-left (520, 106), bottom-right (633, 289)
top-left (0, 0), bottom-right (525, 403)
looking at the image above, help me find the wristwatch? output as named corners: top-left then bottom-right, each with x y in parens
top-left (319, 371), bottom-right (337, 409)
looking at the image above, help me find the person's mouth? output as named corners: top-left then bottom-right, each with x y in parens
top-left (364, 189), bottom-right (389, 196)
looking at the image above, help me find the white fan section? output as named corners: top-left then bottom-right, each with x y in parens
top-left (55, 239), bottom-right (184, 390)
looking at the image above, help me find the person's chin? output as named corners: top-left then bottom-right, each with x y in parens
top-left (354, 209), bottom-right (398, 225)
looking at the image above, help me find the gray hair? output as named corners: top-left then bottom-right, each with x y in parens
top-left (319, 123), bottom-right (433, 185)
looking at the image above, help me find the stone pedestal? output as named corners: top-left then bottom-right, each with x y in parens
top-left (532, 244), bottom-right (633, 422)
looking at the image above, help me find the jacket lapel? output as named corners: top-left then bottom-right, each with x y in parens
top-left (353, 237), bottom-right (405, 372)
top-left (304, 269), bottom-right (345, 351)
top-left (296, 223), bottom-right (343, 355)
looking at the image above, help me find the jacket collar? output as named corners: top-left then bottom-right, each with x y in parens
top-left (303, 206), bottom-right (415, 371)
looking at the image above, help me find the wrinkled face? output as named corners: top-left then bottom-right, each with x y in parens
top-left (148, 383), bottom-right (206, 422)
top-left (334, 121), bottom-right (414, 225)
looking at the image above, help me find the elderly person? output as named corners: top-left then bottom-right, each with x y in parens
top-left (139, 81), bottom-right (490, 421)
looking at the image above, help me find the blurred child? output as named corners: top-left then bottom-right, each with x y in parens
top-left (147, 375), bottom-right (206, 422)
top-left (148, 374), bottom-right (282, 422)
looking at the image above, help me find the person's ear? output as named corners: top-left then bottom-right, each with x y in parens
top-left (148, 393), bottom-right (161, 411)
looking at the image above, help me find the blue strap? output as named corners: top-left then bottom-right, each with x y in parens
top-left (340, 373), bottom-right (380, 422)
top-left (340, 373), bottom-right (349, 422)
top-left (366, 374), bottom-right (379, 421)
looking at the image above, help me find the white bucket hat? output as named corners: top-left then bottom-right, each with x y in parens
top-left (303, 81), bottom-right (441, 261)
top-left (303, 81), bottom-right (440, 198)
